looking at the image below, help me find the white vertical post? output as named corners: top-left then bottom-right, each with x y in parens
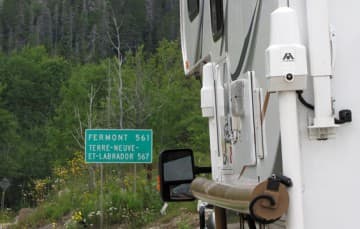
top-left (306, 0), bottom-right (335, 129)
top-left (202, 63), bottom-right (221, 181)
top-left (278, 91), bottom-right (304, 229)
top-left (266, 6), bottom-right (307, 227)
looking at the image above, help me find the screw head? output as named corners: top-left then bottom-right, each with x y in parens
top-left (285, 73), bottom-right (294, 82)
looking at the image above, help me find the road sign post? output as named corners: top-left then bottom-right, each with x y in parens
top-left (85, 129), bottom-right (152, 228)
top-left (85, 129), bottom-right (153, 163)
top-left (0, 178), bottom-right (10, 212)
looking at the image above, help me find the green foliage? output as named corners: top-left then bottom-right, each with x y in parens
top-left (0, 209), bottom-right (15, 223)
top-left (0, 40), bottom-right (210, 227)
top-left (47, 61), bottom-right (109, 162)
top-left (0, 1), bottom-right (207, 227)
top-left (0, 46), bottom-right (69, 129)
top-left (16, 152), bottom-right (162, 228)
top-left (0, 46), bottom-right (71, 207)
top-left (0, 107), bottom-right (20, 178)
top-left (16, 192), bottom-right (73, 228)
top-left (178, 221), bottom-right (192, 229)
top-left (0, 0), bottom-right (179, 60)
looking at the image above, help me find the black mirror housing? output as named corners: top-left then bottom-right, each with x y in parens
top-left (158, 148), bottom-right (196, 202)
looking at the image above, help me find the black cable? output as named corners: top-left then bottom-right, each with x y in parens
top-left (239, 214), bottom-right (245, 229)
top-left (334, 118), bottom-right (345, 124)
top-left (245, 214), bottom-right (257, 229)
top-left (296, 90), bottom-right (352, 125)
top-left (296, 90), bottom-right (314, 110)
top-left (194, 166), bottom-right (212, 174)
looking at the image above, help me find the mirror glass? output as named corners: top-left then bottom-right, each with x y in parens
top-left (164, 156), bottom-right (193, 181)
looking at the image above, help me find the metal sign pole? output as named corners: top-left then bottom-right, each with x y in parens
top-left (100, 164), bottom-right (104, 229)
top-left (0, 178), bottom-right (10, 212)
top-left (134, 164), bottom-right (137, 193)
top-left (1, 191), bottom-right (5, 212)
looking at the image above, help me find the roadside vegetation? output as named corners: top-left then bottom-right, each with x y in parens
top-left (0, 40), bottom-right (209, 227)
top-left (12, 152), bottom-right (162, 228)
top-left (0, 2), bottom-right (210, 225)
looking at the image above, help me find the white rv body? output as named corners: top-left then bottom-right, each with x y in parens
top-left (180, 0), bottom-right (360, 228)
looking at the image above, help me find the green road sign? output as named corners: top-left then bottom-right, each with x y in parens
top-left (85, 129), bottom-right (153, 163)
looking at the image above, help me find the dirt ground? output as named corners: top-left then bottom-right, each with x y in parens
top-left (145, 208), bottom-right (199, 229)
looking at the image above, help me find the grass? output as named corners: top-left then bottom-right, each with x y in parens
top-left (6, 152), bottom-right (203, 228)
top-left (13, 191), bottom-right (74, 228)
top-left (155, 201), bottom-right (197, 224)
top-left (12, 168), bottom-right (164, 228)
top-left (0, 210), bottom-right (15, 223)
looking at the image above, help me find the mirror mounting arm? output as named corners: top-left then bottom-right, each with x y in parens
top-left (194, 166), bottom-right (212, 174)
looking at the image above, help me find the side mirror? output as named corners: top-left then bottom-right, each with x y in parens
top-left (159, 148), bottom-right (196, 202)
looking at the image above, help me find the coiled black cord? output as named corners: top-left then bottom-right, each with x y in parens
top-left (249, 194), bottom-right (280, 225)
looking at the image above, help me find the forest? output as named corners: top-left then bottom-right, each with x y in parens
top-left (0, 0), bottom-right (209, 227)
top-left (0, 0), bottom-right (179, 59)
